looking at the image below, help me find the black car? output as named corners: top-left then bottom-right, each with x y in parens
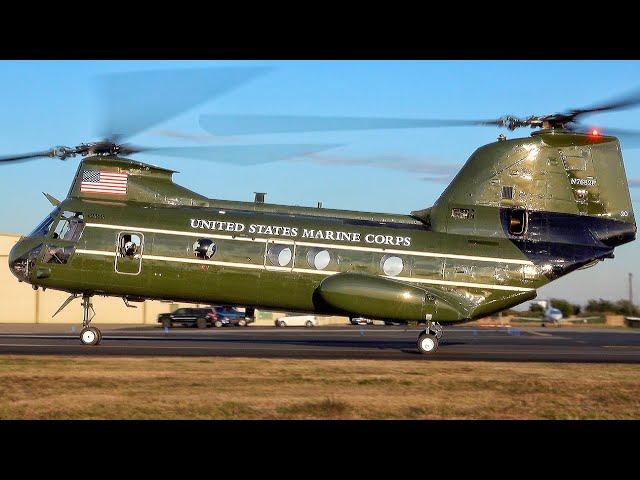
top-left (158, 306), bottom-right (255, 329)
top-left (212, 306), bottom-right (255, 327)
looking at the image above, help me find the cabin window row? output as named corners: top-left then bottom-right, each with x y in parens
top-left (149, 237), bottom-right (529, 282)
top-left (190, 238), bottom-right (407, 276)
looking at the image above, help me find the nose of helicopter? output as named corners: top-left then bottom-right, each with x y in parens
top-left (8, 238), bottom-right (40, 282)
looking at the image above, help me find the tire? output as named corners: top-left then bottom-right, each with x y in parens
top-left (305, 320), bottom-right (314, 328)
top-left (417, 332), bottom-right (439, 355)
top-left (278, 320), bottom-right (287, 327)
top-left (80, 327), bottom-right (101, 346)
top-left (161, 318), bottom-right (172, 329)
top-left (196, 317), bottom-right (208, 329)
top-left (238, 318), bottom-right (247, 327)
top-left (214, 320), bottom-right (223, 328)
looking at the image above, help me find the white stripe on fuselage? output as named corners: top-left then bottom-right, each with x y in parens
top-left (76, 249), bottom-right (535, 293)
top-left (85, 222), bottom-right (534, 265)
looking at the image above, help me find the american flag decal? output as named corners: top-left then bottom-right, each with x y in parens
top-left (80, 170), bottom-right (128, 195)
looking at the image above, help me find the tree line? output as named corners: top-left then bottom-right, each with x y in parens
top-left (527, 299), bottom-right (639, 318)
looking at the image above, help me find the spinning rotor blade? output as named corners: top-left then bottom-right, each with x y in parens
top-left (199, 114), bottom-right (503, 136)
top-left (0, 149), bottom-right (56, 163)
top-left (567, 87), bottom-right (640, 119)
top-left (573, 124), bottom-right (640, 149)
top-left (138, 143), bottom-right (342, 165)
top-left (97, 66), bottom-right (272, 142)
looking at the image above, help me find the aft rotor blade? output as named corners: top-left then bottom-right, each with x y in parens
top-left (0, 149), bottom-right (55, 163)
top-left (199, 114), bottom-right (502, 136)
top-left (569, 86), bottom-right (640, 119)
top-left (572, 124), bottom-right (640, 149)
top-left (142, 144), bottom-right (343, 165)
top-left (596, 127), bottom-right (640, 149)
top-left (96, 66), bottom-right (273, 142)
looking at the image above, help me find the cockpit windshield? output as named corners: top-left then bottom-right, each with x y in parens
top-left (28, 209), bottom-right (59, 237)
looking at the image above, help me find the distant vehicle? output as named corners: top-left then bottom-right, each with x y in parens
top-left (158, 306), bottom-right (254, 329)
top-left (275, 314), bottom-right (317, 328)
top-left (512, 300), bottom-right (596, 327)
top-left (158, 308), bottom-right (215, 329)
top-left (543, 307), bottom-right (563, 324)
top-left (212, 306), bottom-right (254, 328)
top-left (537, 300), bottom-right (563, 327)
top-left (510, 300), bottom-right (565, 327)
top-left (350, 317), bottom-right (401, 326)
top-left (350, 317), bottom-right (373, 325)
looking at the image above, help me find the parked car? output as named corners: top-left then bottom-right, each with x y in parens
top-left (212, 306), bottom-right (255, 328)
top-left (350, 317), bottom-right (400, 326)
top-left (349, 317), bottom-right (374, 325)
top-left (275, 314), bottom-right (317, 328)
top-left (158, 306), bottom-right (254, 329)
top-left (158, 308), bottom-right (215, 329)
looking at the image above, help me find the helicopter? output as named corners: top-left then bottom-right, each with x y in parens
top-left (4, 66), bottom-right (638, 354)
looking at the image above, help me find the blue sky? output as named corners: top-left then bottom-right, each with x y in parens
top-left (0, 60), bottom-right (638, 304)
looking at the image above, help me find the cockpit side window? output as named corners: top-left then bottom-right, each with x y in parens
top-left (52, 211), bottom-right (85, 241)
top-left (43, 245), bottom-right (75, 264)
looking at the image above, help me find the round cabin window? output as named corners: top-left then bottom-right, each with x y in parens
top-left (267, 244), bottom-right (293, 267)
top-left (307, 248), bottom-right (331, 270)
top-left (193, 239), bottom-right (217, 259)
top-left (381, 254), bottom-right (403, 276)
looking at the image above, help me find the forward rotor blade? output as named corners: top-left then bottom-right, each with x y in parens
top-left (141, 144), bottom-right (342, 165)
top-left (199, 114), bottom-right (502, 136)
top-left (96, 66), bottom-right (273, 142)
top-left (0, 149), bottom-right (55, 163)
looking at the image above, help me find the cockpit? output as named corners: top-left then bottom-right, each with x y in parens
top-left (9, 208), bottom-right (86, 282)
top-left (28, 209), bottom-right (58, 237)
top-left (27, 209), bottom-right (86, 241)
top-left (50, 211), bottom-right (85, 242)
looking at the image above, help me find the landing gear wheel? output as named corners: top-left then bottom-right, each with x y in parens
top-left (78, 295), bottom-right (100, 345)
top-left (80, 327), bottom-right (101, 346)
top-left (417, 332), bottom-right (438, 355)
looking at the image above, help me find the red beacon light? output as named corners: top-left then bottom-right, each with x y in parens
top-left (590, 129), bottom-right (600, 136)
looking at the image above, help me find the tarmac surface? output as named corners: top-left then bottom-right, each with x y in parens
top-left (0, 324), bottom-right (640, 362)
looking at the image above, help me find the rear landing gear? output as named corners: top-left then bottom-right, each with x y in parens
top-left (79, 295), bottom-right (101, 346)
top-left (417, 322), bottom-right (443, 355)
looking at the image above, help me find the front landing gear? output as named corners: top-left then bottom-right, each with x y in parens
top-left (417, 322), bottom-right (443, 355)
top-left (417, 332), bottom-right (438, 354)
top-left (79, 295), bottom-right (101, 346)
top-left (80, 327), bottom-right (101, 346)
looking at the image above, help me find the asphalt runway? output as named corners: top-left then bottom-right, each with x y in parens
top-left (1, 325), bottom-right (640, 362)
